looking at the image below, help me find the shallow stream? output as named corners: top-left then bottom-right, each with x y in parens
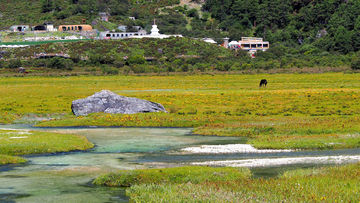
top-left (1, 125), bottom-right (359, 202)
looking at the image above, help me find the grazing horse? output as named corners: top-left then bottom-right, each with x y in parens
top-left (259, 79), bottom-right (267, 87)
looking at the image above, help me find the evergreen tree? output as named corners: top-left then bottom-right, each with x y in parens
top-left (334, 26), bottom-right (351, 54)
top-left (352, 16), bottom-right (360, 51)
top-left (41, 0), bottom-right (55, 13)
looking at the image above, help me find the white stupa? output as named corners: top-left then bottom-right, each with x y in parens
top-left (130, 19), bottom-right (182, 39)
top-left (150, 24), bottom-right (160, 36)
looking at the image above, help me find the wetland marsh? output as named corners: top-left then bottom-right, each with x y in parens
top-left (1, 73), bottom-right (360, 202)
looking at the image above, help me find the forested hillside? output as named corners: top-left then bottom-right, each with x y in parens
top-left (1, 0), bottom-right (360, 55)
top-left (203, 0), bottom-right (360, 54)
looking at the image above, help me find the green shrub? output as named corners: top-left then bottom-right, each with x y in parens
top-left (351, 57), bottom-right (360, 70)
top-left (181, 63), bottom-right (189, 72)
top-left (7, 59), bottom-right (22, 69)
top-left (48, 57), bottom-right (74, 70)
top-left (33, 59), bottom-right (48, 67)
top-left (127, 55), bottom-right (146, 65)
top-left (320, 52), bottom-right (330, 56)
top-left (114, 60), bottom-right (125, 68)
top-left (131, 64), bottom-right (146, 73)
top-left (101, 64), bottom-right (119, 75)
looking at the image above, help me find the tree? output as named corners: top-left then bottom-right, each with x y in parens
top-left (334, 26), bottom-right (352, 54)
top-left (187, 9), bottom-right (199, 19)
top-left (41, 0), bottom-right (54, 13)
top-left (352, 16), bottom-right (360, 51)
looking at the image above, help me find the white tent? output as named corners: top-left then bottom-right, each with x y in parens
top-left (229, 41), bottom-right (240, 45)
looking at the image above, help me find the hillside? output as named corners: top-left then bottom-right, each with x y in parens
top-left (1, 0), bottom-right (360, 55)
top-left (12, 37), bottom-right (233, 59)
top-left (203, 0), bottom-right (360, 54)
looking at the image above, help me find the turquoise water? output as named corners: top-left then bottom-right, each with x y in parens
top-left (0, 126), bottom-right (245, 202)
top-left (1, 125), bottom-right (359, 202)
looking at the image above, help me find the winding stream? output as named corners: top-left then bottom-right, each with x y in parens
top-left (1, 125), bottom-right (360, 202)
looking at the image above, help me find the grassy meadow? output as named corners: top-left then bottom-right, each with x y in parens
top-left (0, 73), bottom-right (360, 149)
top-left (0, 129), bottom-right (94, 165)
top-left (94, 164), bottom-right (360, 202)
top-left (1, 73), bottom-right (360, 150)
top-left (1, 73), bottom-right (360, 201)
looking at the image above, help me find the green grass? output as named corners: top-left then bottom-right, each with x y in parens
top-left (0, 129), bottom-right (94, 164)
top-left (94, 164), bottom-right (360, 202)
top-left (0, 129), bottom-right (94, 156)
top-left (1, 73), bottom-right (360, 150)
top-left (0, 154), bottom-right (26, 165)
top-left (93, 166), bottom-right (251, 186)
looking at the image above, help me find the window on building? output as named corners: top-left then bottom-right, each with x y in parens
top-left (263, 44), bottom-right (268, 48)
top-left (243, 44), bottom-right (250, 48)
top-left (251, 44), bottom-right (256, 48)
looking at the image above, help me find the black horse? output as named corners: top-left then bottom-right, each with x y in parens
top-left (259, 79), bottom-right (267, 87)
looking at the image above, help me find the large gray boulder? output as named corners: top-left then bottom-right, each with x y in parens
top-left (71, 90), bottom-right (167, 116)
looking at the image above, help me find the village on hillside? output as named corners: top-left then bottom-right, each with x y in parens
top-left (1, 12), bottom-right (269, 55)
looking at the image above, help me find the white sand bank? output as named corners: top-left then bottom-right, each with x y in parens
top-left (181, 144), bottom-right (294, 154)
top-left (190, 155), bottom-right (360, 168)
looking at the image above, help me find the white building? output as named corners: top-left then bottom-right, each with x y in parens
top-left (101, 22), bottom-right (182, 40)
top-left (130, 23), bottom-right (182, 39)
